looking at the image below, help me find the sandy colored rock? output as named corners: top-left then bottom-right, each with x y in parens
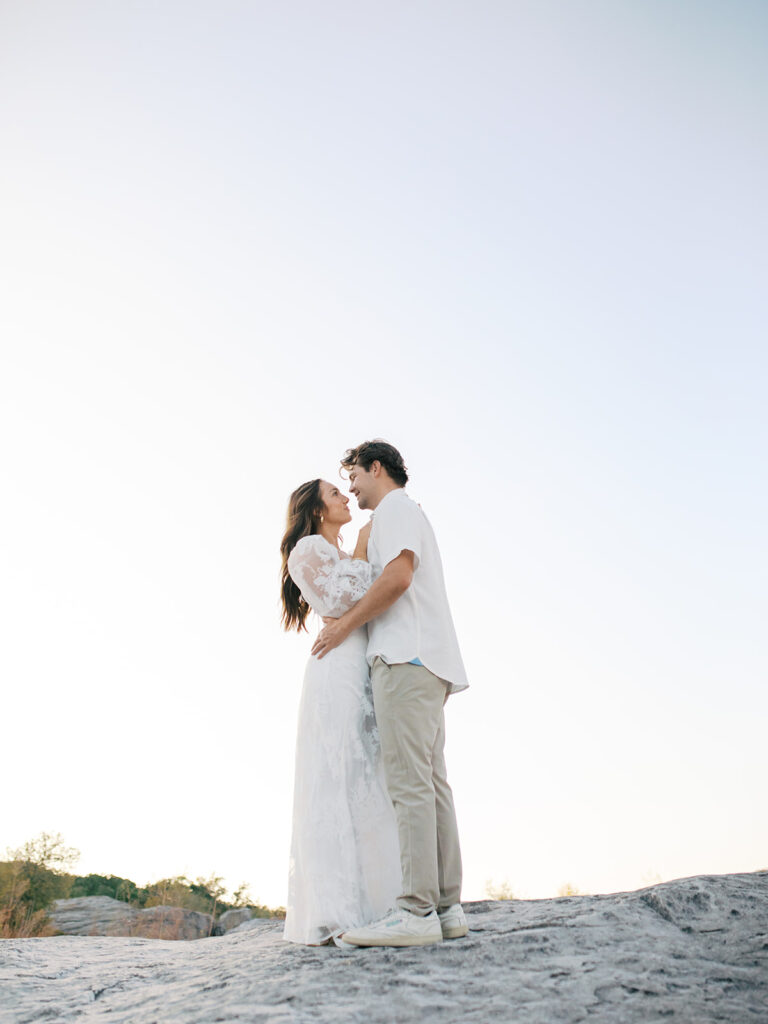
top-left (3, 872), bottom-right (767, 1023)
top-left (122, 905), bottom-right (215, 940)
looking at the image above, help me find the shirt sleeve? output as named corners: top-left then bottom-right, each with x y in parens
top-left (373, 497), bottom-right (423, 571)
top-left (287, 535), bottom-right (376, 618)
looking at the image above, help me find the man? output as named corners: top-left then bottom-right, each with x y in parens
top-left (312, 440), bottom-right (469, 947)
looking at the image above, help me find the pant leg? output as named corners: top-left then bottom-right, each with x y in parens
top-left (371, 657), bottom-right (453, 916)
top-left (432, 700), bottom-right (463, 910)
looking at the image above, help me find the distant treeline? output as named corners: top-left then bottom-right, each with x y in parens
top-left (1, 833), bottom-right (283, 939)
top-left (67, 872), bottom-right (278, 918)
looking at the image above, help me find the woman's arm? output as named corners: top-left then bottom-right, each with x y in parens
top-left (288, 536), bottom-right (376, 618)
top-left (311, 550), bottom-right (414, 658)
top-left (351, 520), bottom-right (373, 561)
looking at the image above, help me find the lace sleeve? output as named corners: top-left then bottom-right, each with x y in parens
top-left (287, 535), bottom-right (376, 618)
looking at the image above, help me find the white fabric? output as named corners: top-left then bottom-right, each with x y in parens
top-left (283, 534), bottom-right (401, 945)
top-left (287, 534), bottom-right (377, 617)
top-left (367, 490), bottom-right (469, 694)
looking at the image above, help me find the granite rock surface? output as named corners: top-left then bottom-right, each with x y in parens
top-left (2, 871), bottom-right (767, 1023)
top-left (219, 907), bottom-right (255, 933)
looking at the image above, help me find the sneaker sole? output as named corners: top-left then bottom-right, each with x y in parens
top-left (440, 924), bottom-right (469, 939)
top-left (341, 932), bottom-right (443, 948)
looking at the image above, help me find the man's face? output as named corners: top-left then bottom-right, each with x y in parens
top-left (348, 463), bottom-right (375, 510)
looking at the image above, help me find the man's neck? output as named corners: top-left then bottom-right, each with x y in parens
top-left (370, 484), bottom-right (404, 511)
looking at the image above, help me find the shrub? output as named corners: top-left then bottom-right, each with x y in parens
top-left (557, 882), bottom-right (582, 897)
top-left (0, 862), bottom-right (55, 937)
top-left (484, 878), bottom-right (516, 900)
top-left (0, 832), bottom-right (80, 935)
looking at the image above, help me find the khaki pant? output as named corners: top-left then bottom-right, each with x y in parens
top-left (371, 658), bottom-right (463, 915)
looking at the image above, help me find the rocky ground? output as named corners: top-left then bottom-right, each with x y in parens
top-left (1, 871), bottom-right (767, 1023)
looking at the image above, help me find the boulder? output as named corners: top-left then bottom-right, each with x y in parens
top-left (228, 915), bottom-right (275, 934)
top-left (49, 896), bottom-right (214, 940)
top-left (125, 905), bottom-right (214, 940)
top-left (217, 907), bottom-right (253, 933)
top-left (48, 896), bottom-right (139, 937)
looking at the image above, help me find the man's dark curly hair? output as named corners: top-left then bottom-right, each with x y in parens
top-left (341, 439), bottom-right (409, 487)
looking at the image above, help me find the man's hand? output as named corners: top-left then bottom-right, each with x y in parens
top-left (311, 616), bottom-right (352, 659)
top-left (310, 551), bottom-right (415, 659)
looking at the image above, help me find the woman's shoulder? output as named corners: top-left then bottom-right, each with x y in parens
top-left (289, 533), bottom-right (338, 563)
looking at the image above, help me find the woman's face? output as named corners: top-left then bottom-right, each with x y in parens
top-left (319, 480), bottom-right (352, 525)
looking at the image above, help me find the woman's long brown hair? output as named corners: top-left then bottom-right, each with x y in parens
top-left (280, 479), bottom-right (324, 632)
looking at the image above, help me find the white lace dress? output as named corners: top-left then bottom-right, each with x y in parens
top-left (283, 534), bottom-right (401, 945)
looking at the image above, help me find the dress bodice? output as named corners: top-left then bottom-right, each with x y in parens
top-left (287, 534), bottom-right (376, 619)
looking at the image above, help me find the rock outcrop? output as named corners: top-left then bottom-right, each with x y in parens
top-left (217, 907), bottom-right (254, 933)
top-left (49, 896), bottom-right (215, 940)
top-left (48, 896), bottom-right (138, 936)
top-left (3, 871), bottom-right (767, 1023)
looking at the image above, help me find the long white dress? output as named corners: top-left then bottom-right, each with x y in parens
top-left (283, 534), bottom-right (401, 945)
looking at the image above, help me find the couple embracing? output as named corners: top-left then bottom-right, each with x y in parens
top-left (279, 440), bottom-right (469, 948)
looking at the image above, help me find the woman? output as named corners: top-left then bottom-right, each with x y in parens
top-left (280, 478), bottom-right (400, 945)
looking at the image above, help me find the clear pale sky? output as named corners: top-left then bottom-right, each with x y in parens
top-left (1, 1), bottom-right (766, 908)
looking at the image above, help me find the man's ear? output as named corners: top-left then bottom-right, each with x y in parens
top-left (371, 460), bottom-right (382, 478)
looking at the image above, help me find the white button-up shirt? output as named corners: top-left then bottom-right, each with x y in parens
top-left (366, 489), bottom-right (469, 694)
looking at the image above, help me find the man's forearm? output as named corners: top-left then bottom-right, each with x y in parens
top-left (339, 570), bottom-right (408, 632)
top-left (312, 553), bottom-right (414, 659)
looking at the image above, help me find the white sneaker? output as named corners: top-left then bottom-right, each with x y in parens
top-left (438, 904), bottom-right (468, 939)
top-left (341, 909), bottom-right (443, 947)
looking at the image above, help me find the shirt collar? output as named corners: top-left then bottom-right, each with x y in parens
top-left (371, 488), bottom-right (406, 518)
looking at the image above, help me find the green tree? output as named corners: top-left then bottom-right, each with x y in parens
top-left (142, 876), bottom-right (201, 911)
top-left (69, 873), bottom-right (141, 904)
top-left (1, 832), bottom-right (80, 936)
top-left (4, 832), bottom-right (79, 912)
top-left (10, 833), bottom-right (80, 872)
top-left (231, 882), bottom-right (254, 908)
